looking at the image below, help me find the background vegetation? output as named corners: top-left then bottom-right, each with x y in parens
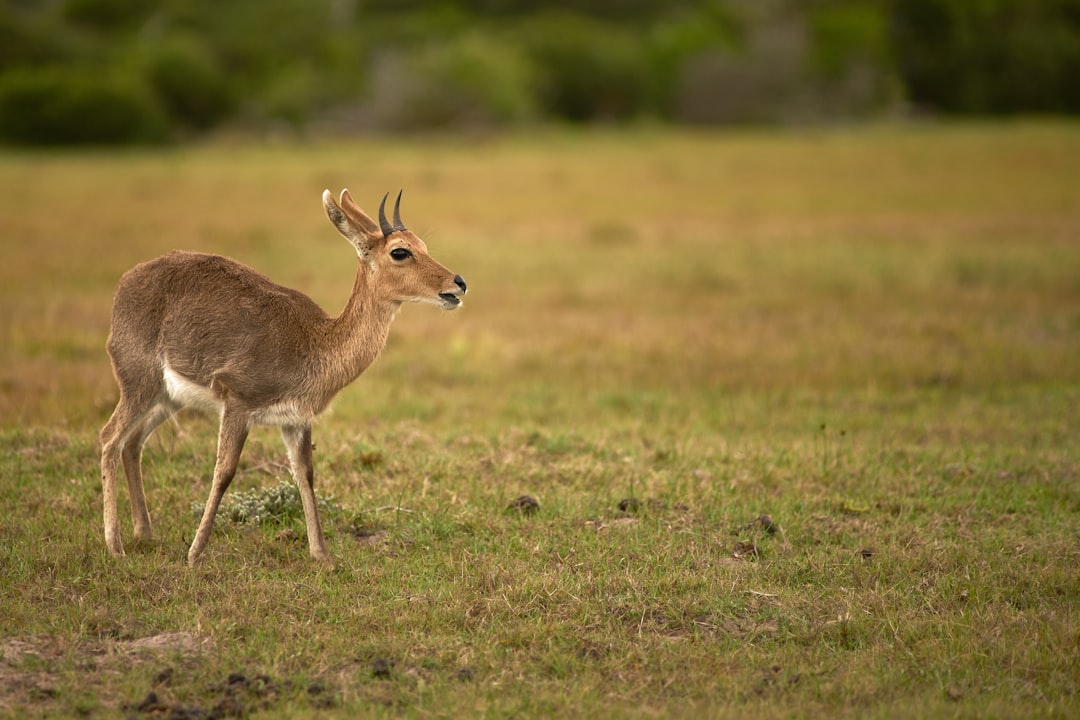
top-left (1, 123), bottom-right (1078, 717)
top-left (1, 0), bottom-right (1079, 144)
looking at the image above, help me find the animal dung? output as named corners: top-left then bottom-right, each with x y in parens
top-left (506, 495), bottom-right (540, 515)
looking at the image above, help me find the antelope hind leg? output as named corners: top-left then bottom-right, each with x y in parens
top-left (121, 405), bottom-right (168, 544)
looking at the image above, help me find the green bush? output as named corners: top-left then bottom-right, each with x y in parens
top-left (891, 0), bottom-right (1080, 114)
top-left (258, 63), bottom-right (322, 129)
top-left (807, 2), bottom-right (898, 116)
top-left (645, 3), bottom-right (741, 119)
top-left (0, 67), bottom-right (168, 145)
top-left (0, 6), bottom-right (81, 69)
top-left (143, 34), bottom-right (233, 131)
top-left (62, 0), bottom-right (158, 31)
top-left (516, 11), bottom-right (653, 121)
top-left (374, 31), bottom-right (537, 130)
top-left (810, 2), bottom-right (891, 79)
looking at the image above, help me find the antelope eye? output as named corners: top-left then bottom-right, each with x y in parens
top-left (389, 248), bottom-right (412, 261)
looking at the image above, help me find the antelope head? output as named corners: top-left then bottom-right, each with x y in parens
top-left (323, 189), bottom-right (467, 309)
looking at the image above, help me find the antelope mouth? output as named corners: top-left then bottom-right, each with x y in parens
top-left (438, 292), bottom-right (462, 309)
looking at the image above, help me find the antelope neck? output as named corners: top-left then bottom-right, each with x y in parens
top-left (324, 260), bottom-right (401, 384)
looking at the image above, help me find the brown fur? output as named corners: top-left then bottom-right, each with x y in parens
top-left (99, 189), bottom-right (466, 566)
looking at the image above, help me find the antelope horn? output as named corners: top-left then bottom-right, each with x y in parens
top-left (378, 192), bottom-right (394, 236)
top-left (392, 189), bottom-right (406, 232)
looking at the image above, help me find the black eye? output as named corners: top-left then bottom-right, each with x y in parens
top-left (389, 248), bottom-right (412, 261)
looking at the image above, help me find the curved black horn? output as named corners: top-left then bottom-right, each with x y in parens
top-left (392, 189), bottom-right (406, 231)
top-left (378, 192), bottom-right (393, 236)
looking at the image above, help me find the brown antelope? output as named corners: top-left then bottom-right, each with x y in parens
top-left (99, 189), bottom-right (466, 566)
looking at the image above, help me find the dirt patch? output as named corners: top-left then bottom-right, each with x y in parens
top-left (0, 638), bottom-right (48, 665)
top-left (0, 632), bottom-right (210, 660)
top-left (1, 634), bottom-right (337, 716)
top-left (584, 517), bottom-right (639, 531)
top-left (122, 632), bottom-right (209, 657)
top-left (124, 671), bottom-right (335, 718)
top-left (0, 633), bottom-right (210, 715)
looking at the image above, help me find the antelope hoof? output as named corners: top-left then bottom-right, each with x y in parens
top-left (106, 534), bottom-right (126, 558)
top-left (311, 549), bottom-right (335, 568)
top-left (130, 534), bottom-right (155, 551)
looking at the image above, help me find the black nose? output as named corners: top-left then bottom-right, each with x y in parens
top-left (454, 275), bottom-right (467, 293)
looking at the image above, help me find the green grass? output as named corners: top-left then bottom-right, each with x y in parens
top-left (1, 122), bottom-right (1079, 718)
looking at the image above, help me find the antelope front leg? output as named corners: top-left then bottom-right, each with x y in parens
top-left (281, 424), bottom-right (333, 566)
top-left (188, 410), bottom-right (251, 566)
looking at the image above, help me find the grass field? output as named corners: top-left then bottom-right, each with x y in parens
top-left (1, 122), bottom-right (1078, 718)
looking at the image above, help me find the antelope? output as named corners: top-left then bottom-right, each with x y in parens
top-left (99, 189), bottom-right (466, 566)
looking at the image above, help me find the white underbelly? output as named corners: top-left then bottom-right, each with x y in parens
top-left (250, 402), bottom-right (311, 427)
top-left (162, 363), bottom-right (311, 427)
top-left (163, 364), bottom-right (222, 414)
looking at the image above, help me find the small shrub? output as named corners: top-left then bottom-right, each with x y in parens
top-left (193, 479), bottom-right (341, 527)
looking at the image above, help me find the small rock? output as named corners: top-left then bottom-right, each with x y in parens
top-left (211, 695), bottom-right (245, 718)
top-left (733, 541), bottom-right (758, 559)
top-left (756, 514), bottom-right (778, 534)
top-left (162, 705), bottom-right (185, 720)
top-left (372, 658), bottom-right (393, 679)
top-left (250, 674), bottom-right (274, 695)
top-left (506, 495), bottom-right (539, 515)
top-left (348, 518), bottom-right (385, 541)
top-left (276, 528), bottom-right (300, 543)
top-left (312, 695), bottom-right (336, 709)
top-left (135, 691), bottom-right (160, 712)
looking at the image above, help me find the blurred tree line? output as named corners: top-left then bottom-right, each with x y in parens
top-left (0, 0), bottom-right (1077, 144)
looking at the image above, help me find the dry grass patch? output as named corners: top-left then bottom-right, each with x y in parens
top-left (1, 123), bottom-right (1078, 717)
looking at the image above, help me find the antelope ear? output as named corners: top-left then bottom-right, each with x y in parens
top-left (339, 189), bottom-right (382, 237)
top-left (323, 189), bottom-right (378, 256)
